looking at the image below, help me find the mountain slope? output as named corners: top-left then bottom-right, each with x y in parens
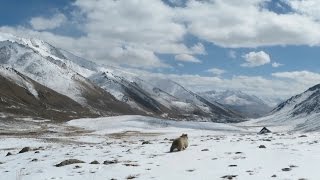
top-left (199, 90), bottom-right (273, 118)
top-left (251, 84), bottom-right (320, 132)
top-left (0, 66), bottom-right (95, 121)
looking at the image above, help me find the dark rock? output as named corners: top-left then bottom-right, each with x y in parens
top-left (103, 159), bottom-right (119, 165)
top-left (34, 151), bottom-right (40, 154)
top-left (19, 147), bottom-right (31, 154)
top-left (228, 165), bottom-right (237, 167)
top-left (271, 174), bottom-right (277, 177)
top-left (221, 175), bottom-right (238, 179)
top-left (55, 159), bottom-right (85, 167)
top-left (74, 165), bottom-right (81, 169)
top-left (201, 149), bottom-right (209, 151)
top-left (289, 165), bottom-right (298, 168)
top-left (282, 168), bottom-right (291, 172)
top-left (31, 158), bottom-right (38, 162)
top-left (299, 135), bottom-right (307, 138)
top-left (142, 141), bottom-right (151, 145)
top-left (258, 145), bottom-right (266, 148)
top-left (186, 169), bottom-right (195, 172)
top-left (258, 127), bottom-right (271, 134)
top-left (123, 163), bottom-right (139, 167)
top-left (90, 160), bottom-right (100, 164)
top-left (235, 152), bottom-right (242, 154)
top-left (6, 152), bottom-right (12, 156)
top-left (126, 174), bottom-right (139, 179)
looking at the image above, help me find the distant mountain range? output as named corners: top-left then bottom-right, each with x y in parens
top-left (199, 90), bottom-right (273, 118)
top-left (0, 33), bottom-right (245, 122)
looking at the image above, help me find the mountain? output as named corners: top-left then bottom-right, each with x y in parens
top-left (0, 65), bottom-right (96, 121)
top-left (252, 84), bottom-right (320, 132)
top-left (90, 71), bottom-right (243, 122)
top-left (199, 90), bottom-right (273, 118)
top-left (0, 32), bottom-right (244, 122)
top-left (0, 33), bottom-right (142, 120)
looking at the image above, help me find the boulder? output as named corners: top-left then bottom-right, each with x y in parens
top-left (258, 127), bottom-right (271, 134)
top-left (55, 159), bottom-right (85, 167)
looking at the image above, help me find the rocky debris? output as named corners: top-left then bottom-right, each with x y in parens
top-left (235, 152), bottom-right (242, 154)
top-left (123, 163), bottom-right (139, 167)
top-left (90, 160), bottom-right (100, 164)
top-left (34, 151), bottom-right (40, 154)
top-left (126, 174), bottom-right (139, 179)
top-left (142, 141), bottom-right (152, 145)
top-left (6, 152), bottom-right (12, 156)
top-left (55, 159), bottom-right (85, 167)
top-left (201, 149), bottom-right (209, 151)
top-left (186, 169), bottom-right (196, 172)
top-left (258, 145), bottom-right (266, 148)
top-left (221, 175), bottom-right (238, 179)
top-left (271, 174), bottom-right (277, 178)
top-left (281, 168), bottom-right (291, 172)
top-left (31, 158), bottom-right (38, 162)
top-left (74, 165), bottom-right (81, 169)
top-left (289, 165), bottom-right (298, 168)
top-left (103, 159), bottom-right (119, 165)
top-left (258, 127), bottom-right (271, 134)
top-left (299, 135), bottom-right (307, 138)
top-left (19, 147), bottom-right (31, 154)
top-left (228, 165), bottom-right (237, 167)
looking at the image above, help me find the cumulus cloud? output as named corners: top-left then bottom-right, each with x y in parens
top-left (272, 71), bottom-right (320, 85)
top-left (206, 68), bottom-right (226, 75)
top-left (241, 51), bottom-right (271, 67)
top-left (272, 62), bottom-right (284, 68)
top-left (177, 0), bottom-right (320, 47)
top-left (30, 13), bottom-right (67, 30)
top-left (228, 50), bottom-right (237, 59)
top-left (284, 0), bottom-right (320, 20)
top-left (174, 54), bottom-right (201, 63)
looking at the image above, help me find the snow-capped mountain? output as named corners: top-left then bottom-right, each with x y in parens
top-left (251, 84), bottom-right (320, 131)
top-left (199, 90), bottom-right (273, 118)
top-left (0, 33), bottom-right (141, 119)
top-left (0, 65), bottom-right (94, 120)
top-left (0, 32), bottom-right (244, 122)
top-left (90, 71), bottom-right (243, 122)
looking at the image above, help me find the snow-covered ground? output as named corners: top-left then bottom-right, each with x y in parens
top-left (1, 115), bottom-right (320, 180)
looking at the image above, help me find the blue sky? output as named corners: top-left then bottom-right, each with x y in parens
top-left (1, 0), bottom-right (320, 102)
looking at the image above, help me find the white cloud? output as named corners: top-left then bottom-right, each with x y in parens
top-left (206, 68), bottom-right (226, 75)
top-left (272, 71), bottom-right (320, 85)
top-left (30, 13), bottom-right (67, 30)
top-left (177, 63), bottom-right (184, 67)
top-left (174, 54), bottom-right (201, 63)
top-left (272, 62), bottom-right (284, 68)
top-left (284, 0), bottom-right (320, 20)
top-left (190, 43), bottom-right (206, 55)
top-left (241, 51), bottom-right (271, 67)
top-left (177, 0), bottom-right (320, 47)
top-left (228, 50), bottom-right (236, 59)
